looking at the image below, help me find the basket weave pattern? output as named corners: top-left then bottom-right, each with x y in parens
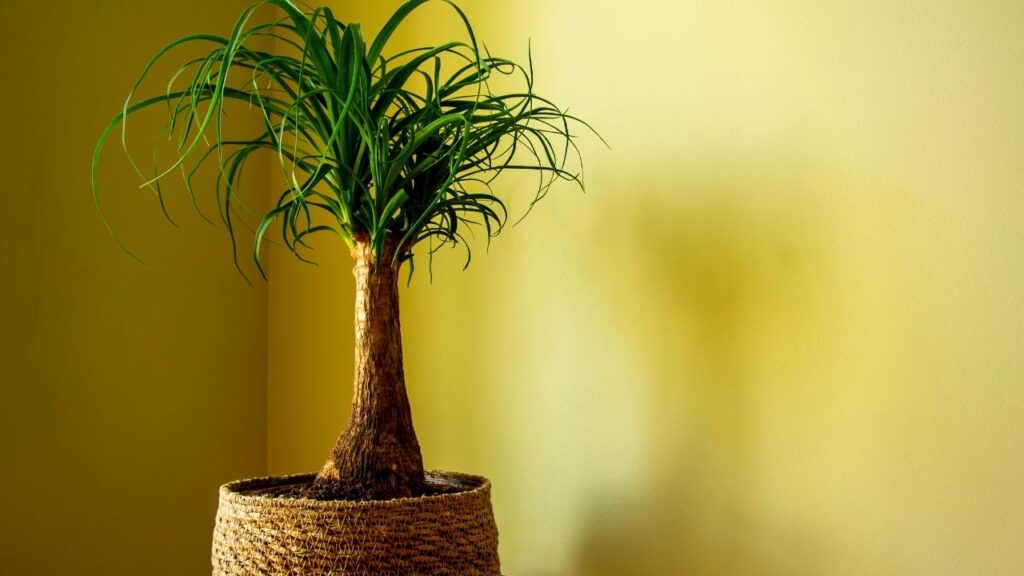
top-left (212, 471), bottom-right (500, 576)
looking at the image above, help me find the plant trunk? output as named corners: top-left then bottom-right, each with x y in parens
top-left (311, 234), bottom-right (425, 500)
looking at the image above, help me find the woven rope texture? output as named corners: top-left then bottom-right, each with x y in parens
top-left (212, 471), bottom-right (501, 576)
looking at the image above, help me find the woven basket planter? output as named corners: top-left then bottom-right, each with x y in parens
top-left (212, 470), bottom-right (500, 576)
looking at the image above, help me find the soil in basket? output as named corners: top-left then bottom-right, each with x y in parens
top-left (239, 473), bottom-right (477, 501)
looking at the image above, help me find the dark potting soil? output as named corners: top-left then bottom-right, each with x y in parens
top-left (237, 472), bottom-right (478, 502)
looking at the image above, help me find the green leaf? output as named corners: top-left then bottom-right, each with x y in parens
top-left (92, 0), bottom-right (602, 280)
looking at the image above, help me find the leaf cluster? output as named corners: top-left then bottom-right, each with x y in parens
top-left (92, 0), bottom-right (599, 277)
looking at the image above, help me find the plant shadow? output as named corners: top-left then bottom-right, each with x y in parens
top-left (564, 167), bottom-right (837, 576)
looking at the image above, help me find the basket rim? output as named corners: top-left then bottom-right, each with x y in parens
top-left (219, 469), bottom-right (491, 509)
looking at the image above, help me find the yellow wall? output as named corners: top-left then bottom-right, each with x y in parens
top-left (0, 2), bottom-right (268, 574)
top-left (267, 1), bottom-right (1024, 575)
top-left (3, 1), bottom-right (1021, 575)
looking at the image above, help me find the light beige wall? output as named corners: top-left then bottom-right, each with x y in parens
top-left (267, 1), bottom-right (1024, 575)
top-left (0, 2), bottom-right (268, 574)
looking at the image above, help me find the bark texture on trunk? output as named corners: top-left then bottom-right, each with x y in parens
top-left (311, 235), bottom-right (425, 500)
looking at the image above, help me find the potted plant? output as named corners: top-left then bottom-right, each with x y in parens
top-left (92, 1), bottom-right (596, 574)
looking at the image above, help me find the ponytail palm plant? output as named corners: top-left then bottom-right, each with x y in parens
top-left (93, 0), bottom-right (594, 500)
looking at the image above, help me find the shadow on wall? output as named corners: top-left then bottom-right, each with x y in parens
top-left (570, 166), bottom-right (836, 576)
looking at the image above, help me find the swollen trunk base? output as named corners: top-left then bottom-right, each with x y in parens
top-left (313, 235), bottom-right (425, 501)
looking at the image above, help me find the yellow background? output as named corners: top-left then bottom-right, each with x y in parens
top-left (268, 1), bottom-right (1024, 575)
top-left (3, 1), bottom-right (1024, 575)
top-left (0, 2), bottom-right (268, 575)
